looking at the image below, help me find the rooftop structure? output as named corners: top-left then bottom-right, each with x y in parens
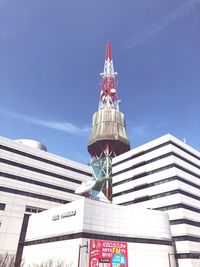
top-left (14, 139), bottom-right (47, 151)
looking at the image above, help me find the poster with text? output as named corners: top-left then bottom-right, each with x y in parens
top-left (89, 239), bottom-right (128, 267)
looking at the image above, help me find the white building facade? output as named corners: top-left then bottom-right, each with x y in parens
top-left (112, 134), bottom-right (200, 267)
top-left (0, 136), bottom-right (91, 258)
top-left (22, 198), bottom-right (176, 267)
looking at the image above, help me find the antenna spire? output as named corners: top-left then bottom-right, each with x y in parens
top-left (105, 41), bottom-right (112, 59)
top-left (99, 42), bottom-right (118, 110)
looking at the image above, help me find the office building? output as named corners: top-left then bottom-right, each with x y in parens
top-left (112, 134), bottom-right (200, 267)
top-left (0, 136), bottom-right (91, 256)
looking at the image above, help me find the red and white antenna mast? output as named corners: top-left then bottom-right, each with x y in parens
top-left (99, 42), bottom-right (119, 110)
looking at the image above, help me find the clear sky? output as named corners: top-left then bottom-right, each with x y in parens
top-left (1, 0), bottom-right (200, 164)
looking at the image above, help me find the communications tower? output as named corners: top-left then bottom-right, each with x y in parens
top-left (88, 42), bottom-right (130, 201)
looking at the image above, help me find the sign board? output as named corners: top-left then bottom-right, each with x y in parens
top-left (89, 239), bottom-right (128, 267)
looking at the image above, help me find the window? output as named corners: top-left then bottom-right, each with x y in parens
top-left (0, 203), bottom-right (6, 210)
top-left (26, 206), bottom-right (46, 214)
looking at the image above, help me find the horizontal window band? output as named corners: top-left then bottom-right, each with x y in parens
top-left (113, 172), bottom-right (147, 187)
top-left (113, 163), bottom-right (200, 187)
top-left (113, 153), bottom-right (173, 177)
top-left (175, 253), bottom-right (200, 259)
top-left (113, 150), bottom-right (146, 167)
top-left (0, 171), bottom-right (74, 194)
top-left (0, 144), bottom-right (92, 177)
top-left (170, 218), bottom-right (200, 227)
top-left (0, 186), bottom-right (69, 204)
top-left (113, 182), bottom-right (150, 197)
top-left (113, 151), bottom-right (199, 178)
top-left (113, 140), bottom-right (200, 167)
top-left (159, 189), bottom-right (200, 201)
top-left (154, 203), bottom-right (200, 214)
top-left (1, 158), bottom-right (82, 185)
top-left (118, 189), bottom-right (200, 206)
top-left (173, 235), bottom-right (200, 243)
top-left (113, 176), bottom-right (200, 198)
top-left (23, 232), bottom-right (172, 247)
top-left (25, 206), bottom-right (46, 214)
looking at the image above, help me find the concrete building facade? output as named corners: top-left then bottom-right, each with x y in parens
top-left (112, 134), bottom-right (200, 267)
top-left (1, 134), bottom-right (199, 267)
top-left (22, 198), bottom-right (176, 267)
top-left (0, 136), bottom-right (91, 256)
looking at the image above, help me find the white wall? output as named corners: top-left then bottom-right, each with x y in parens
top-left (22, 198), bottom-right (175, 267)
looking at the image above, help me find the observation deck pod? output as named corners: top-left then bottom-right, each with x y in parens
top-left (88, 109), bottom-right (130, 157)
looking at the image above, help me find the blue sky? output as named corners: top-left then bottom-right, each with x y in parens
top-left (1, 0), bottom-right (200, 164)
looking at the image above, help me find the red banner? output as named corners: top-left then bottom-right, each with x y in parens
top-left (89, 239), bottom-right (128, 267)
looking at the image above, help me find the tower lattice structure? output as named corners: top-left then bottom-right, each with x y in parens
top-left (88, 42), bottom-right (130, 201)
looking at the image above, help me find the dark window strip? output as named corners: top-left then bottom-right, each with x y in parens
top-left (24, 232), bottom-right (172, 247)
top-left (175, 253), bottom-right (200, 259)
top-left (170, 219), bottom-right (200, 227)
top-left (113, 181), bottom-right (157, 197)
top-left (113, 165), bottom-right (175, 186)
top-left (152, 189), bottom-right (200, 202)
top-left (113, 152), bottom-right (172, 177)
top-left (174, 152), bottom-right (200, 169)
top-left (173, 235), bottom-right (200, 243)
top-left (0, 144), bottom-right (92, 177)
top-left (113, 172), bottom-right (147, 187)
top-left (168, 141), bottom-right (200, 162)
top-left (134, 195), bottom-right (149, 203)
top-left (0, 203), bottom-right (6, 210)
top-left (113, 163), bottom-right (200, 187)
top-left (25, 206), bottom-right (46, 214)
top-left (113, 151), bottom-right (199, 177)
top-left (1, 158), bottom-right (82, 185)
top-left (154, 163), bottom-right (200, 178)
top-left (154, 203), bottom-right (200, 214)
top-left (175, 189), bottom-right (200, 201)
top-left (113, 140), bottom-right (200, 167)
top-left (175, 176), bottom-right (200, 189)
top-left (118, 189), bottom-right (200, 206)
top-left (1, 171), bottom-right (74, 194)
top-left (113, 176), bottom-right (200, 198)
top-left (112, 142), bottom-right (171, 167)
top-left (0, 186), bottom-right (69, 204)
